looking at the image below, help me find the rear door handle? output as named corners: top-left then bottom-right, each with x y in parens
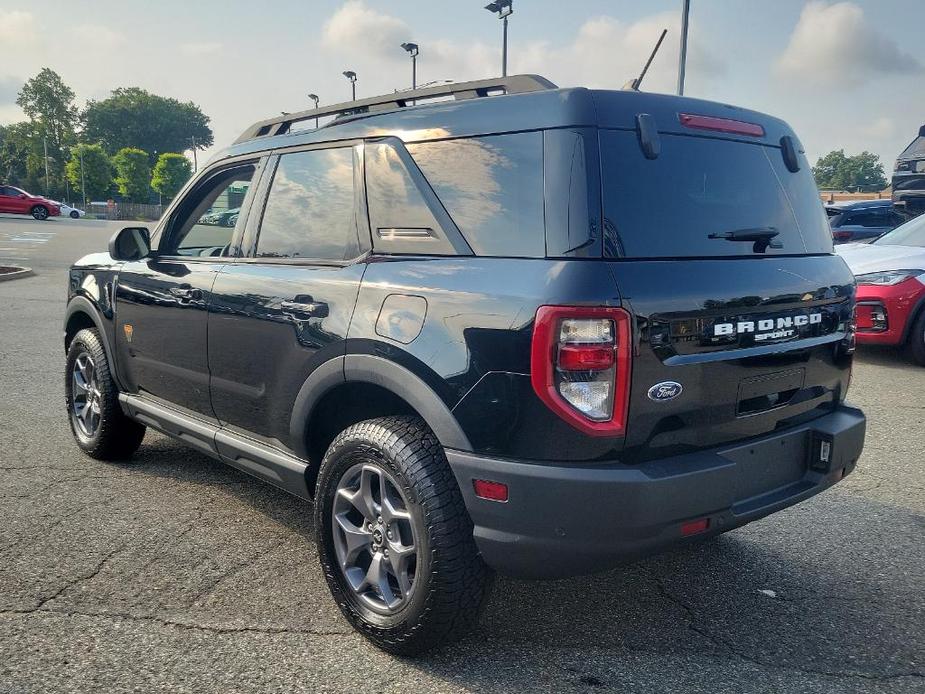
top-left (170, 285), bottom-right (203, 301)
top-left (281, 297), bottom-right (329, 318)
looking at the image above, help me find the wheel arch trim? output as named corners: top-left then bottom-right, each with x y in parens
top-left (290, 354), bottom-right (473, 458)
top-left (64, 297), bottom-right (124, 390)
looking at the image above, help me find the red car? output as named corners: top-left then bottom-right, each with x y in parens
top-left (837, 214), bottom-right (925, 365)
top-left (0, 185), bottom-right (61, 220)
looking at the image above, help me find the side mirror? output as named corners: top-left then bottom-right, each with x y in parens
top-left (18, 193), bottom-right (26, 199)
top-left (109, 226), bottom-right (151, 261)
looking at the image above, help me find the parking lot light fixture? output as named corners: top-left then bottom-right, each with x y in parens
top-left (343, 71), bottom-right (357, 101)
top-left (401, 42), bottom-right (419, 90)
top-left (308, 93), bottom-right (320, 127)
top-left (484, 0), bottom-right (513, 77)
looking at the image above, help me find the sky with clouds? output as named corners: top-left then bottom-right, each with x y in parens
top-left (1, 0), bottom-right (922, 171)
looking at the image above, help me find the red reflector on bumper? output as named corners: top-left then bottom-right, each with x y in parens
top-left (473, 479), bottom-right (509, 502)
top-left (681, 517), bottom-right (710, 536)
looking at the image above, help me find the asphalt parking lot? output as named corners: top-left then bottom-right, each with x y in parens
top-left (0, 215), bottom-right (922, 693)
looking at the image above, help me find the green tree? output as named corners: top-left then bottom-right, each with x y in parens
top-left (151, 153), bottom-right (192, 201)
top-left (813, 149), bottom-right (888, 191)
top-left (16, 68), bottom-right (79, 197)
top-left (112, 147), bottom-right (151, 201)
top-left (66, 144), bottom-right (112, 202)
top-left (0, 122), bottom-right (32, 185)
top-left (82, 87), bottom-right (213, 159)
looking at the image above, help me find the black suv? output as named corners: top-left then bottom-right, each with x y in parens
top-left (64, 75), bottom-right (866, 655)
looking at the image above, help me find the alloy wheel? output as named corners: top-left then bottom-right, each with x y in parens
top-left (331, 463), bottom-right (419, 615)
top-left (71, 352), bottom-right (101, 436)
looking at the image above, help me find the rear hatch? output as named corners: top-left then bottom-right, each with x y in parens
top-left (593, 93), bottom-right (855, 461)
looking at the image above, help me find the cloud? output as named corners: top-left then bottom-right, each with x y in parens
top-left (180, 42), bottom-right (223, 57)
top-left (0, 10), bottom-right (36, 45)
top-left (858, 116), bottom-right (896, 140)
top-left (322, 1), bottom-right (409, 57)
top-left (318, 3), bottom-right (722, 95)
top-left (776, 1), bottom-right (922, 87)
top-left (0, 75), bottom-right (22, 105)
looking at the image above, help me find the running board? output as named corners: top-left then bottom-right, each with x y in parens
top-left (119, 394), bottom-right (311, 500)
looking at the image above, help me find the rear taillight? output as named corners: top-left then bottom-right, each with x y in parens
top-left (832, 230), bottom-right (853, 242)
top-left (530, 306), bottom-right (632, 437)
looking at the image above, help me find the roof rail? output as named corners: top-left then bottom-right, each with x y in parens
top-left (233, 74), bottom-right (557, 145)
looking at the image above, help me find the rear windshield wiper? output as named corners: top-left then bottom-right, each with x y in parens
top-left (708, 226), bottom-right (781, 252)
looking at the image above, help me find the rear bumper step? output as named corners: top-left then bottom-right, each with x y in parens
top-left (446, 404), bottom-right (865, 579)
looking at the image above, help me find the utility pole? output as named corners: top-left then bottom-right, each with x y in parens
top-left (677, 0), bottom-right (691, 95)
top-left (190, 136), bottom-right (198, 173)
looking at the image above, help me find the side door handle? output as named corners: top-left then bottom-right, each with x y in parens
top-left (170, 284), bottom-right (203, 302)
top-left (281, 296), bottom-right (329, 318)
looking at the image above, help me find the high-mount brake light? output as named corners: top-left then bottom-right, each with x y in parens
top-left (530, 306), bottom-right (632, 437)
top-left (678, 113), bottom-right (765, 137)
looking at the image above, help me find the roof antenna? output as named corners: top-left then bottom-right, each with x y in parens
top-left (623, 28), bottom-right (668, 91)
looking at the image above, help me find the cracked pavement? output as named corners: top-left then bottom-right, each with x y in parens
top-left (0, 218), bottom-right (923, 693)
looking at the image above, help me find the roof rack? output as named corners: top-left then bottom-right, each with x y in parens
top-left (234, 74), bottom-right (557, 145)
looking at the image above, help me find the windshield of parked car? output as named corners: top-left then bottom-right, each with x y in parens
top-left (874, 213), bottom-right (925, 247)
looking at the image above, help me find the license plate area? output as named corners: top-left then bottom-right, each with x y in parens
top-left (721, 429), bottom-right (810, 501)
top-left (737, 368), bottom-right (805, 417)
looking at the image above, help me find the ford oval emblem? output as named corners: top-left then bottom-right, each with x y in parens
top-left (648, 381), bottom-right (683, 401)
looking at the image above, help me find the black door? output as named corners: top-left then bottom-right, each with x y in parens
top-left (208, 144), bottom-right (367, 450)
top-left (113, 160), bottom-right (262, 420)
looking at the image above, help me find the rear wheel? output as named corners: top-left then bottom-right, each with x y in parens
top-left (65, 328), bottom-right (146, 459)
top-left (908, 308), bottom-right (925, 366)
top-left (69, 210), bottom-right (80, 219)
top-left (31, 205), bottom-right (49, 220)
top-left (315, 416), bottom-right (493, 656)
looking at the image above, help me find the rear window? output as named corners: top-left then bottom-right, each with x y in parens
top-left (601, 131), bottom-right (832, 258)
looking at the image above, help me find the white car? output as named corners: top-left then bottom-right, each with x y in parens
top-left (57, 203), bottom-right (85, 219)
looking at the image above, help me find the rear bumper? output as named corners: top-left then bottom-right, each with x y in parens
top-left (447, 404), bottom-right (866, 579)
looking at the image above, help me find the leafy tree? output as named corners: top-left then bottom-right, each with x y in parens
top-left (812, 150), bottom-right (887, 191)
top-left (151, 153), bottom-right (192, 200)
top-left (82, 87), bottom-right (213, 159)
top-left (66, 144), bottom-right (112, 202)
top-left (0, 122), bottom-right (32, 185)
top-left (112, 147), bottom-right (151, 201)
top-left (16, 68), bottom-right (78, 149)
top-left (15, 68), bottom-right (79, 198)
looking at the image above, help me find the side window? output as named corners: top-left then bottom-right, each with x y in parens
top-left (161, 165), bottom-right (255, 257)
top-left (256, 148), bottom-right (357, 260)
top-left (407, 132), bottom-right (545, 257)
top-left (365, 141), bottom-right (461, 255)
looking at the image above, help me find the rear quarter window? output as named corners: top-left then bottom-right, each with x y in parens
top-left (601, 130), bottom-right (832, 258)
top-left (407, 132), bottom-right (545, 257)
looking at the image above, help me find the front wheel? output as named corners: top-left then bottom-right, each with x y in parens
top-left (31, 205), bottom-right (49, 220)
top-left (908, 309), bottom-right (925, 366)
top-left (69, 210), bottom-right (80, 219)
top-left (65, 328), bottom-right (146, 459)
top-left (315, 416), bottom-right (494, 656)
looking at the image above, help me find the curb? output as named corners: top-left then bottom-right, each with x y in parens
top-left (0, 265), bottom-right (34, 282)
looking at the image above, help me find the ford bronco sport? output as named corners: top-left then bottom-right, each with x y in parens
top-left (64, 75), bottom-right (866, 655)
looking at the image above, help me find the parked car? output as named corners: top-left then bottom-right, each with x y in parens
top-left (63, 75), bottom-right (865, 655)
top-left (892, 124), bottom-right (925, 216)
top-left (828, 199), bottom-right (905, 244)
top-left (0, 185), bottom-right (61, 220)
top-left (198, 207), bottom-right (239, 227)
top-left (57, 202), bottom-right (86, 219)
top-left (836, 214), bottom-right (925, 364)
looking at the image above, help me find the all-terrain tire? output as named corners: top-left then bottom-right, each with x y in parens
top-left (65, 328), bottom-right (146, 460)
top-left (315, 415), bottom-right (494, 656)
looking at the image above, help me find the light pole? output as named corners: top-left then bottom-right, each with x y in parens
top-left (343, 71), bottom-right (357, 101)
top-left (485, 0), bottom-right (513, 77)
top-left (189, 135), bottom-right (198, 173)
top-left (401, 42), bottom-right (419, 90)
top-left (677, 0), bottom-right (691, 95)
top-left (78, 147), bottom-right (87, 207)
top-left (43, 136), bottom-right (50, 196)
top-left (308, 93), bottom-right (320, 127)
